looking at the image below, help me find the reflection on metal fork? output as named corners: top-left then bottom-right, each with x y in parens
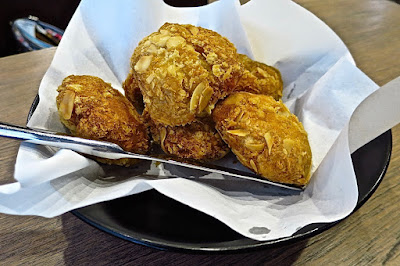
top-left (0, 122), bottom-right (302, 191)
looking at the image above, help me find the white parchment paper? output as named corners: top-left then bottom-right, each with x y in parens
top-left (0, 0), bottom-right (398, 241)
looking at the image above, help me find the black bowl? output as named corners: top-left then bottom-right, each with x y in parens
top-left (29, 95), bottom-right (392, 252)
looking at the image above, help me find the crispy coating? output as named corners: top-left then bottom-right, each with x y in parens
top-left (213, 92), bottom-right (312, 186)
top-left (56, 75), bottom-right (150, 166)
top-left (122, 69), bottom-right (145, 113)
top-left (129, 23), bottom-right (242, 126)
top-left (236, 54), bottom-right (283, 100)
top-left (123, 75), bottom-right (229, 161)
top-left (145, 109), bottom-right (229, 161)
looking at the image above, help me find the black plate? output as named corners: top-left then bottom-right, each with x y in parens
top-left (28, 95), bottom-right (392, 252)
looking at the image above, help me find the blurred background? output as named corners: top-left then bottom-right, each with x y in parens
top-left (0, 0), bottom-right (213, 57)
top-left (0, 0), bottom-right (257, 57)
top-left (0, 0), bottom-right (80, 57)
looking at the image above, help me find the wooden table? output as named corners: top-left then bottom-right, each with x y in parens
top-left (0, 0), bottom-right (399, 264)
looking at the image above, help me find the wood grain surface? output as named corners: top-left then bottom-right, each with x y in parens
top-left (0, 0), bottom-right (399, 265)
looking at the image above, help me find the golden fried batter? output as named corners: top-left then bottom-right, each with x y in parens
top-left (144, 109), bottom-right (229, 161)
top-left (122, 69), bottom-right (145, 113)
top-left (236, 54), bottom-right (283, 100)
top-left (123, 71), bottom-right (229, 161)
top-left (213, 92), bottom-right (312, 186)
top-left (129, 23), bottom-right (242, 126)
top-left (56, 75), bottom-right (150, 166)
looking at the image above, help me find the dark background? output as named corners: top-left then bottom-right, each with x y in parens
top-left (0, 0), bottom-right (80, 57)
top-left (0, 0), bottom-right (208, 58)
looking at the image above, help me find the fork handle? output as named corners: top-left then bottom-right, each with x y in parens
top-left (0, 122), bottom-right (301, 190)
top-left (0, 122), bottom-right (126, 155)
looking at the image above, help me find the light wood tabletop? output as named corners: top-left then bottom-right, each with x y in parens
top-left (0, 0), bottom-right (399, 264)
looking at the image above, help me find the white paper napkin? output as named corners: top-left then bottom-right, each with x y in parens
top-left (0, 0), bottom-right (398, 241)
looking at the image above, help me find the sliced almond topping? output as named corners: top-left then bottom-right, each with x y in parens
top-left (167, 65), bottom-right (177, 76)
top-left (189, 82), bottom-right (206, 113)
top-left (143, 40), bottom-right (151, 47)
top-left (67, 84), bottom-right (83, 91)
top-left (233, 149), bottom-right (247, 165)
top-left (283, 139), bottom-right (296, 152)
top-left (74, 105), bottom-right (82, 115)
top-left (134, 55), bottom-right (153, 73)
top-left (151, 34), bottom-right (171, 47)
top-left (159, 127), bottom-right (167, 152)
top-left (158, 35), bottom-right (171, 47)
top-left (245, 142), bottom-right (265, 152)
top-left (235, 109), bottom-right (245, 122)
top-left (227, 129), bottom-right (249, 137)
top-left (147, 44), bottom-right (158, 53)
top-left (212, 65), bottom-right (223, 78)
top-left (103, 91), bottom-right (113, 98)
top-left (206, 52), bottom-right (218, 64)
top-left (189, 26), bottom-right (199, 35)
top-left (225, 120), bottom-right (237, 129)
top-left (166, 36), bottom-right (185, 49)
top-left (264, 132), bottom-right (273, 155)
top-left (256, 67), bottom-right (270, 78)
top-left (146, 74), bottom-right (155, 84)
top-left (189, 77), bottom-right (195, 89)
top-left (276, 103), bottom-right (291, 117)
top-left (277, 109), bottom-right (290, 117)
top-left (159, 69), bottom-right (167, 78)
top-left (59, 90), bottom-right (75, 120)
top-left (198, 86), bottom-right (213, 113)
top-left (159, 29), bottom-right (169, 35)
top-left (204, 104), bottom-right (214, 115)
top-left (249, 159), bottom-right (258, 173)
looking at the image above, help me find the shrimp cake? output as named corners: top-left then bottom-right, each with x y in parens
top-left (213, 92), bottom-right (312, 186)
top-left (236, 54), bottom-right (283, 100)
top-left (129, 23), bottom-right (242, 126)
top-left (56, 75), bottom-right (150, 165)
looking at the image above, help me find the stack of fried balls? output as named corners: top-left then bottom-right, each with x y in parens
top-left (56, 23), bottom-right (312, 187)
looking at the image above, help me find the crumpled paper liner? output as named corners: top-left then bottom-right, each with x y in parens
top-left (0, 0), bottom-right (397, 241)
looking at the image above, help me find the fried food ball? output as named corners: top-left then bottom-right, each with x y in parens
top-left (236, 54), bottom-right (283, 100)
top-left (56, 75), bottom-right (150, 166)
top-left (213, 92), bottom-right (312, 186)
top-left (123, 74), bottom-right (230, 161)
top-left (123, 74), bottom-right (229, 161)
top-left (144, 109), bottom-right (229, 161)
top-left (129, 23), bottom-right (242, 126)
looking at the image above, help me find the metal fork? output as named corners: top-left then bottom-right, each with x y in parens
top-left (0, 122), bottom-right (301, 190)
